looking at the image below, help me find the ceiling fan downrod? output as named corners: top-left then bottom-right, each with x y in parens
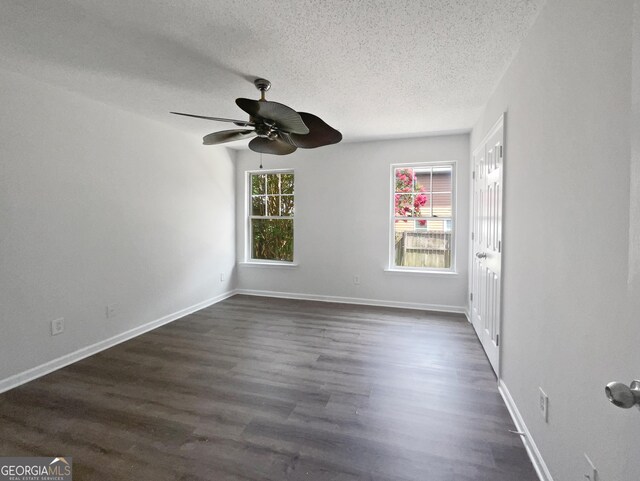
top-left (254, 78), bottom-right (271, 101)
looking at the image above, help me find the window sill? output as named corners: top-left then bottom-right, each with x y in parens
top-left (384, 268), bottom-right (458, 277)
top-left (239, 261), bottom-right (299, 268)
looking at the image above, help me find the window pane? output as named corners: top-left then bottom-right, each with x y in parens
top-left (267, 174), bottom-right (280, 194)
top-left (267, 195), bottom-right (279, 216)
top-left (394, 168), bottom-right (415, 193)
top-left (413, 192), bottom-right (431, 218)
top-left (281, 195), bottom-right (294, 216)
top-left (251, 219), bottom-right (294, 261)
top-left (414, 169), bottom-right (431, 193)
top-left (394, 221), bottom-right (452, 269)
top-left (394, 193), bottom-right (414, 217)
top-left (432, 192), bottom-right (452, 217)
top-left (281, 174), bottom-right (294, 194)
top-left (252, 174), bottom-right (265, 195)
top-left (414, 219), bottom-right (429, 230)
top-left (432, 167), bottom-right (452, 191)
top-left (252, 196), bottom-right (265, 216)
top-left (416, 219), bottom-right (453, 232)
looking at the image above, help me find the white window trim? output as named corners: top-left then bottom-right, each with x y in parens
top-left (388, 160), bottom-right (457, 274)
top-left (245, 168), bottom-right (296, 265)
top-left (239, 261), bottom-right (299, 268)
top-left (383, 267), bottom-right (459, 277)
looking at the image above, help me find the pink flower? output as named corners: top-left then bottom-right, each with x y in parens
top-left (414, 193), bottom-right (428, 207)
top-left (396, 170), bottom-right (431, 219)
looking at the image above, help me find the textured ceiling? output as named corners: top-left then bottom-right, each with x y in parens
top-left (0, 0), bottom-right (545, 146)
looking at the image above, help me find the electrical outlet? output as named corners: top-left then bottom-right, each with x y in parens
top-left (220, 273), bottom-right (225, 282)
top-left (539, 387), bottom-right (549, 422)
top-left (353, 275), bottom-right (360, 285)
top-left (51, 318), bottom-right (64, 336)
top-left (105, 305), bottom-right (116, 319)
top-left (584, 453), bottom-right (598, 481)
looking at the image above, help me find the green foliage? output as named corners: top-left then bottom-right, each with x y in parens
top-left (251, 219), bottom-right (294, 261)
top-left (252, 174), bottom-right (265, 195)
top-left (280, 173), bottom-right (294, 194)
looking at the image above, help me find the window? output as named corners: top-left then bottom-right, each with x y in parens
top-left (391, 163), bottom-right (455, 270)
top-left (248, 171), bottom-right (294, 262)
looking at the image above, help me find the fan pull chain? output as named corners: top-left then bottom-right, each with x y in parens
top-left (259, 153), bottom-right (263, 169)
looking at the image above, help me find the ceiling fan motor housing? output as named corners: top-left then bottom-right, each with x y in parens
top-left (254, 120), bottom-right (277, 139)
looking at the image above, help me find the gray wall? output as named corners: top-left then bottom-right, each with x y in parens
top-left (235, 134), bottom-right (470, 311)
top-left (472, 0), bottom-right (640, 479)
top-left (0, 68), bottom-right (236, 383)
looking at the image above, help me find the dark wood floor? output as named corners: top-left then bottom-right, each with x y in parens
top-left (0, 295), bottom-right (536, 481)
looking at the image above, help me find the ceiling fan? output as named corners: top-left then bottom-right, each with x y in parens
top-left (170, 78), bottom-right (342, 155)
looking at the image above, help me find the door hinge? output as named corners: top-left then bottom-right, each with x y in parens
top-left (498, 240), bottom-right (501, 253)
top-left (471, 232), bottom-right (475, 241)
top-left (499, 145), bottom-right (503, 158)
top-left (470, 292), bottom-right (473, 302)
top-left (472, 170), bottom-right (476, 180)
top-left (496, 334), bottom-right (500, 346)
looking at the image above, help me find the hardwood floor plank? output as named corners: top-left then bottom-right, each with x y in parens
top-left (0, 295), bottom-right (537, 480)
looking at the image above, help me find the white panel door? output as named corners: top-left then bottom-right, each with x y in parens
top-left (620, 13), bottom-right (640, 475)
top-left (470, 146), bottom-right (484, 341)
top-left (471, 115), bottom-right (504, 375)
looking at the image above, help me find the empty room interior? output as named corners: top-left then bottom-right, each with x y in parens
top-left (1, 1), bottom-right (639, 480)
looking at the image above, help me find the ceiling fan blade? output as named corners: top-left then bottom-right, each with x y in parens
top-left (203, 129), bottom-right (256, 145)
top-left (288, 112), bottom-right (342, 148)
top-left (235, 99), bottom-right (309, 135)
top-left (170, 112), bottom-right (253, 127)
top-left (249, 137), bottom-right (297, 155)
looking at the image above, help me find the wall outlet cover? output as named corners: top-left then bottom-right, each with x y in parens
top-left (51, 318), bottom-right (64, 336)
top-left (105, 305), bottom-right (116, 319)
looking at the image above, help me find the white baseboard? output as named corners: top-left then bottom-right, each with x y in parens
top-left (498, 379), bottom-right (553, 481)
top-left (0, 290), bottom-right (236, 394)
top-left (235, 288), bottom-right (466, 314)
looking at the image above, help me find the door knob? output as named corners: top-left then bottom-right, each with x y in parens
top-left (475, 252), bottom-right (487, 259)
top-left (605, 380), bottom-right (640, 409)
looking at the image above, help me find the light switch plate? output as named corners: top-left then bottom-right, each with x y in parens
top-left (539, 387), bottom-right (549, 422)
